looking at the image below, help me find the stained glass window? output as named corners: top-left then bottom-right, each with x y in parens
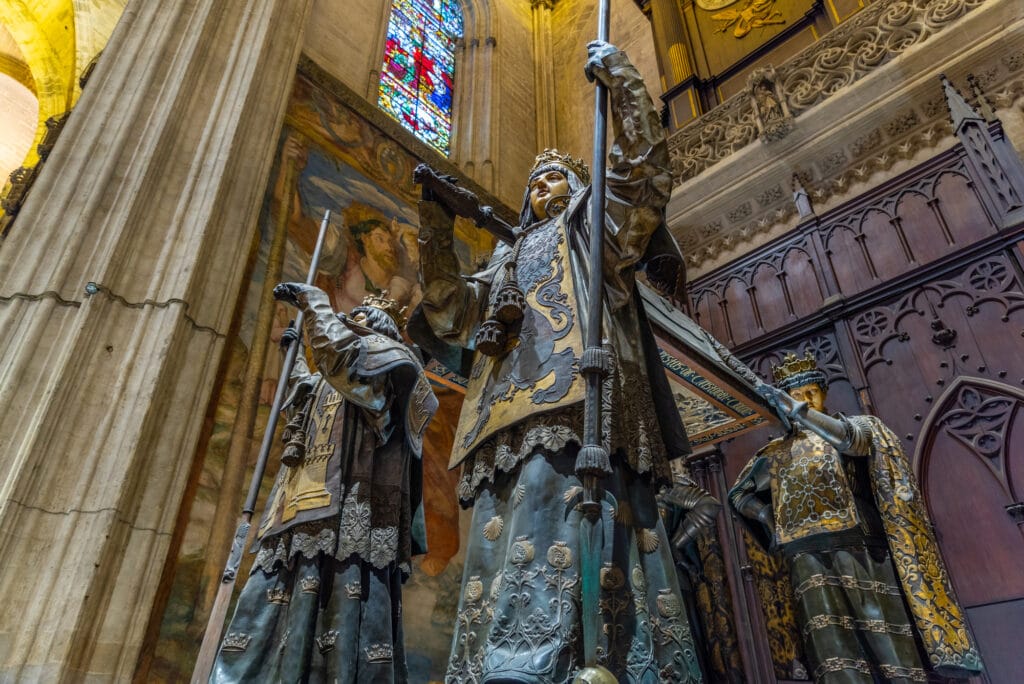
top-left (378, 0), bottom-right (463, 155)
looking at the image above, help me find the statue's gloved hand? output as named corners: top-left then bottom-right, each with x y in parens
top-left (584, 39), bottom-right (619, 85)
top-left (273, 282), bottom-right (308, 307)
top-left (670, 530), bottom-right (703, 576)
top-left (280, 321), bottom-right (300, 350)
top-left (757, 383), bottom-right (803, 429)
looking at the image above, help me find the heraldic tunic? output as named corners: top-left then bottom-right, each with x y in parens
top-left (413, 49), bottom-right (703, 684)
top-left (211, 287), bottom-right (437, 684)
top-left (730, 416), bottom-right (982, 683)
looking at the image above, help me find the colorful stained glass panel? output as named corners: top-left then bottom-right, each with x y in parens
top-left (378, 0), bottom-right (463, 155)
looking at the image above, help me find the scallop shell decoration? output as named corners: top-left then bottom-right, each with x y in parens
top-left (513, 484), bottom-right (526, 508)
top-left (637, 528), bottom-right (660, 553)
top-left (483, 515), bottom-right (504, 541)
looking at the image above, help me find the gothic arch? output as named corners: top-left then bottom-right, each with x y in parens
top-left (911, 375), bottom-right (1024, 493)
top-left (911, 376), bottom-right (1024, 682)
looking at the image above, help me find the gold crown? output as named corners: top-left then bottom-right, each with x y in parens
top-left (360, 291), bottom-right (407, 328)
top-left (771, 351), bottom-right (820, 383)
top-left (530, 148), bottom-right (590, 185)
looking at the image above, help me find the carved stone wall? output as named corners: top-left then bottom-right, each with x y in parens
top-left (667, 0), bottom-right (1024, 274)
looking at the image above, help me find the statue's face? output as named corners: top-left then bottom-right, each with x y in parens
top-left (788, 382), bottom-right (826, 412)
top-left (528, 169), bottom-right (570, 220)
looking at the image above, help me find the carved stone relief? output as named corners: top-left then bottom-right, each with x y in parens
top-left (666, 0), bottom-right (1024, 269)
top-left (748, 66), bottom-right (792, 141)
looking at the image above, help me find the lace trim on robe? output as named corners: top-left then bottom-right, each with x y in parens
top-left (455, 402), bottom-right (670, 505)
top-left (252, 482), bottom-right (410, 576)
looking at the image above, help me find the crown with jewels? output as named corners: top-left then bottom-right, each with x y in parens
top-left (360, 291), bottom-right (407, 328)
top-left (771, 351), bottom-right (828, 391)
top-left (530, 148), bottom-right (590, 185)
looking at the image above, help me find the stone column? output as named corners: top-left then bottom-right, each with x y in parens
top-left (646, 0), bottom-right (694, 90)
top-left (0, 0), bottom-right (312, 679)
top-left (531, 0), bottom-right (558, 150)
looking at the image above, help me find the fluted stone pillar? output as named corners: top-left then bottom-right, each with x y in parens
top-left (0, 0), bottom-right (312, 679)
top-left (532, 0), bottom-right (558, 150)
top-left (647, 0), bottom-right (694, 89)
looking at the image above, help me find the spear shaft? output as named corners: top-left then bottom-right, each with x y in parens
top-left (191, 209), bottom-right (332, 683)
top-left (578, 0), bottom-right (612, 671)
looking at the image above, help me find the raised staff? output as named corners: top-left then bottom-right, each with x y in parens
top-left (192, 209), bottom-right (334, 683)
top-left (410, 21), bottom-right (714, 684)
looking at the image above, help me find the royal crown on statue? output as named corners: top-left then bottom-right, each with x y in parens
top-left (530, 148), bottom-right (591, 184)
top-left (361, 291), bottom-right (408, 328)
top-left (771, 350), bottom-right (827, 390)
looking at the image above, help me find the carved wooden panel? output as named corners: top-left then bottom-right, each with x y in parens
top-left (692, 288), bottom-right (731, 346)
top-left (691, 160), bottom-right (1000, 325)
top-left (917, 379), bottom-right (1024, 683)
top-left (691, 238), bottom-right (824, 348)
top-left (850, 253), bottom-right (1024, 444)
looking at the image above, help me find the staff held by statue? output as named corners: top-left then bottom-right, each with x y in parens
top-left (191, 210), bottom-right (332, 683)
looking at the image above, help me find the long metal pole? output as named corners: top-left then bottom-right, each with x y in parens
top-left (577, 0), bottom-right (612, 671)
top-left (191, 210), bottom-right (332, 683)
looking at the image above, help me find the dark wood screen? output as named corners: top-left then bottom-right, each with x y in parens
top-left (685, 113), bottom-right (1024, 682)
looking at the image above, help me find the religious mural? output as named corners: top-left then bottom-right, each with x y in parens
top-left (148, 71), bottom-right (490, 683)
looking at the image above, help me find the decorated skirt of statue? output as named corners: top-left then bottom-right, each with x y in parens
top-left (730, 416), bottom-right (983, 683)
top-left (211, 286), bottom-right (437, 684)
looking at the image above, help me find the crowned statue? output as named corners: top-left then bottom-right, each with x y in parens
top-left (410, 40), bottom-right (713, 683)
top-left (729, 352), bottom-right (983, 683)
top-left (211, 285), bottom-right (437, 683)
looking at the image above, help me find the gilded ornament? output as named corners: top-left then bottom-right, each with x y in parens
top-left (464, 576), bottom-right (484, 603)
top-left (600, 563), bottom-right (625, 590)
top-left (637, 527), bottom-right (660, 553)
top-left (299, 576), bottom-right (320, 594)
top-left (510, 536), bottom-right (535, 565)
top-left (490, 572), bottom-right (503, 601)
top-left (656, 589), bottom-right (682, 618)
top-left (711, 0), bottom-right (784, 39)
top-left (266, 587), bottom-right (290, 605)
top-left (572, 665), bottom-right (617, 684)
top-left (483, 515), bottom-right (504, 541)
top-left (696, 0), bottom-right (739, 9)
top-left (345, 581), bottom-right (362, 600)
top-left (547, 541), bottom-right (573, 569)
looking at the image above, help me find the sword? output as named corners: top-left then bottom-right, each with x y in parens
top-left (191, 209), bottom-right (332, 683)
